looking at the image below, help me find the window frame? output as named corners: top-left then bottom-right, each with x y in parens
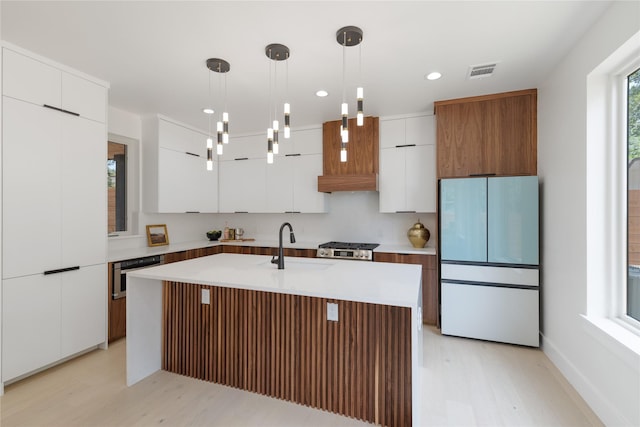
top-left (623, 60), bottom-right (640, 329)
top-left (107, 133), bottom-right (140, 238)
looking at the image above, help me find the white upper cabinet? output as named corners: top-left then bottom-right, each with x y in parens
top-left (221, 127), bottom-right (326, 213)
top-left (219, 158), bottom-right (267, 213)
top-left (222, 133), bottom-right (266, 160)
top-left (379, 115), bottom-right (437, 213)
top-left (143, 115), bottom-right (218, 213)
top-left (3, 47), bottom-right (106, 123)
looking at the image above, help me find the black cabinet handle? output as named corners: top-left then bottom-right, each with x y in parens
top-left (285, 153), bottom-right (302, 157)
top-left (469, 173), bottom-right (496, 177)
top-left (185, 152), bottom-right (200, 157)
top-left (43, 104), bottom-right (80, 117)
top-left (185, 211), bottom-right (200, 213)
top-left (395, 144), bottom-right (416, 148)
top-left (284, 211), bottom-right (301, 213)
top-left (395, 210), bottom-right (417, 213)
top-left (234, 211), bottom-right (249, 213)
top-left (234, 157), bottom-right (249, 161)
top-left (44, 266), bottom-right (80, 275)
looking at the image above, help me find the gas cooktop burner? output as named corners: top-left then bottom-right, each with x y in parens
top-left (317, 241), bottom-right (379, 261)
top-left (318, 241), bottom-right (380, 250)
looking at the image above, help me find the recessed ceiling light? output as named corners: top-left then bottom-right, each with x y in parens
top-left (202, 107), bottom-right (215, 114)
top-left (316, 90), bottom-right (329, 97)
top-left (426, 72), bottom-right (442, 81)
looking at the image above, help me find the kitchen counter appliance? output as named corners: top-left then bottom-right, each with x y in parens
top-left (112, 254), bottom-right (165, 299)
top-left (317, 241), bottom-right (379, 261)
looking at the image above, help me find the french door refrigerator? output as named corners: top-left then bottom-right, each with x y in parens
top-left (439, 176), bottom-right (539, 347)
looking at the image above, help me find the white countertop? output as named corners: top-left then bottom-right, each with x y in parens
top-left (108, 239), bottom-right (436, 262)
top-left (127, 253), bottom-right (422, 308)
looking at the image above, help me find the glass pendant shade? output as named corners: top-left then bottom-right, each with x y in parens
top-left (222, 112), bottom-right (229, 143)
top-left (284, 103), bottom-right (291, 139)
top-left (357, 87), bottom-right (364, 126)
top-left (267, 128), bottom-right (274, 164)
top-left (340, 146), bottom-right (347, 162)
top-left (206, 137), bottom-right (213, 170)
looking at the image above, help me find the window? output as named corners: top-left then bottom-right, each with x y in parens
top-left (627, 67), bottom-right (640, 323)
top-left (107, 134), bottom-right (139, 237)
top-left (108, 141), bottom-right (127, 233)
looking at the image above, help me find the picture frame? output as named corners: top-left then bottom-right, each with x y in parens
top-left (146, 224), bottom-right (169, 247)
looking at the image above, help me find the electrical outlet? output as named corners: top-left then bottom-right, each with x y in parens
top-left (201, 288), bottom-right (210, 305)
top-left (327, 302), bottom-right (339, 322)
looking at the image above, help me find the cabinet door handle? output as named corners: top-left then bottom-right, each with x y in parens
top-left (284, 211), bottom-right (301, 213)
top-left (285, 153), bottom-right (302, 157)
top-left (395, 210), bottom-right (417, 213)
top-left (185, 152), bottom-right (200, 157)
top-left (43, 104), bottom-right (80, 117)
top-left (185, 211), bottom-right (200, 213)
top-left (395, 144), bottom-right (416, 148)
top-left (234, 157), bottom-right (249, 161)
top-left (234, 211), bottom-right (249, 213)
top-left (469, 173), bottom-right (496, 177)
top-left (44, 266), bottom-right (80, 275)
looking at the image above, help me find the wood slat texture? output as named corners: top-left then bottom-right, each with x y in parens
top-left (162, 281), bottom-right (412, 427)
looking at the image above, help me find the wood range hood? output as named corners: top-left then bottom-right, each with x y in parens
top-left (317, 116), bottom-right (379, 193)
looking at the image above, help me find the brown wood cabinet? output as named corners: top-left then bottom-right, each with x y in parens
top-left (318, 116), bottom-right (379, 192)
top-left (435, 89), bottom-right (537, 178)
top-left (374, 252), bottom-right (438, 326)
top-left (164, 281), bottom-right (412, 427)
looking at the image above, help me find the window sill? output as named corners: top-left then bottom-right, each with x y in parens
top-left (108, 233), bottom-right (142, 240)
top-left (581, 314), bottom-right (640, 372)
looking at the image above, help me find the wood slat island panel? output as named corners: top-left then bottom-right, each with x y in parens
top-left (162, 281), bottom-right (412, 427)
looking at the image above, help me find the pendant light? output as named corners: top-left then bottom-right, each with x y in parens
top-left (336, 26), bottom-right (364, 163)
top-left (206, 58), bottom-right (231, 163)
top-left (204, 68), bottom-right (215, 170)
top-left (265, 43), bottom-right (291, 164)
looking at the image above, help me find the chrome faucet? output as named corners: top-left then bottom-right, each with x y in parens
top-left (271, 222), bottom-right (296, 269)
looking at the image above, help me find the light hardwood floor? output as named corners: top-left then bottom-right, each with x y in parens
top-left (0, 327), bottom-right (603, 426)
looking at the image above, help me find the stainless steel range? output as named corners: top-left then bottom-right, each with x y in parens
top-left (317, 241), bottom-right (380, 261)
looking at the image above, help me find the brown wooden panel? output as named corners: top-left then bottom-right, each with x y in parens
top-left (317, 173), bottom-right (377, 192)
top-left (433, 88), bottom-right (537, 108)
top-left (162, 282), bottom-right (412, 427)
top-left (484, 94), bottom-right (537, 176)
top-left (436, 101), bottom-right (485, 178)
top-left (435, 89), bottom-right (537, 178)
top-left (374, 253), bottom-right (438, 326)
top-left (322, 116), bottom-right (379, 176)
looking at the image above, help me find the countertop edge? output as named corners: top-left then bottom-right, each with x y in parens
top-left (109, 239), bottom-right (436, 262)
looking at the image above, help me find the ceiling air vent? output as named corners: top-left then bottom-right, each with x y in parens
top-left (468, 63), bottom-right (498, 80)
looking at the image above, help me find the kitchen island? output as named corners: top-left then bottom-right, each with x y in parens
top-left (126, 253), bottom-right (422, 427)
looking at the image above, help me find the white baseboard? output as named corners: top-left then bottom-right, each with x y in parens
top-left (542, 333), bottom-right (631, 426)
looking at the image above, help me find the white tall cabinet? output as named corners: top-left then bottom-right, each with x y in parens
top-left (142, 115), bottom-right (218, 213)
top-left (379, 115), bottom-right (436, 213)
top-left (1, 45), bottom-right (108, 386)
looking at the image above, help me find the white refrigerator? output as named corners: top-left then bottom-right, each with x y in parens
top-left (439, 176), bottom-right (539, 347)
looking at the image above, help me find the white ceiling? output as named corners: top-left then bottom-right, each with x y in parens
top-left (1, 1), bottom-right (612, 135)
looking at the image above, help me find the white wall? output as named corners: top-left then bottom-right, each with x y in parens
top-left (538, 2), bottom-right (640, 426)
top-left (107, 107), bottom-right (437, 252)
